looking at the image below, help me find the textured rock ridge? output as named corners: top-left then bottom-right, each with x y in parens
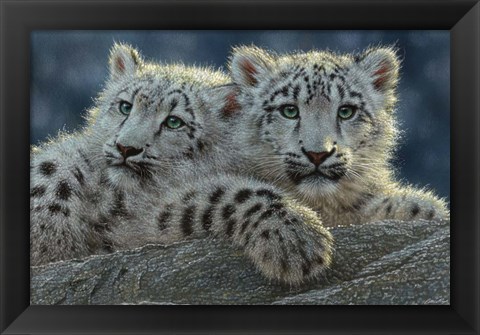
top-left (31, 219), bottom-right (449, 305)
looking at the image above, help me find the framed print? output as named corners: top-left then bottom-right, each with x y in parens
top-left (28, 30), bottom-right (451, 306)
top-left (1, 0), bottom-right (479, 334)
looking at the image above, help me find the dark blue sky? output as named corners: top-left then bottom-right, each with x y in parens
top-left (31, 30), bottom-right (450, 201)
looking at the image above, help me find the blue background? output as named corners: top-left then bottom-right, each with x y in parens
top-left (31, 31), bottom-right (450, 201)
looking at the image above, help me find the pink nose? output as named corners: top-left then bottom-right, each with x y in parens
top-left (304, 150), bottom-right (332, 166)
top-left (116, 143), bottom-right (143, 159)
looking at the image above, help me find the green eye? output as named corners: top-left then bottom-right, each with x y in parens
top-left (119, 101), bottom-right (132, 115)
top-left (280, 105), bottom-right (299, 119)
top-left (338, 105), bottom-right (356, 120)
top-left (165, 116), bottom-right (185, 129)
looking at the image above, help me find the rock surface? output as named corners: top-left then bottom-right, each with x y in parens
top-left (31, 219), bottom-right (450, 305)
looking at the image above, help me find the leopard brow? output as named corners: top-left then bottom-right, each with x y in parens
top-left (130, 88), bottom-right (140, 103)
top-left (115, 85), bottom-right (140, 102)
top-left (267, 84), bottom-right (295, 103)
top-left (169, 98), bottom-right (179, 113)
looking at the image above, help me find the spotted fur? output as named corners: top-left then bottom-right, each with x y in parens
top-left (30, 43), bottom-right (333, 285)
top-left (227, 45), bottom-right (449, 226)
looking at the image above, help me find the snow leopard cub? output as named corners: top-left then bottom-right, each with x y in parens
top-left (226, 45), bottom-right (449, 227)
top-left (30, 43), bottom-right (332, 285)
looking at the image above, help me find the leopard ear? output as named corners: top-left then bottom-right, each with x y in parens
top-left (203, 84), bottom-right (241, 118)
top-left (109, 43), bottom-right (143, 81)
top-left (229, 46), bottom-right (274, 87)
top-left (357, 47), bottom-right (400, 92)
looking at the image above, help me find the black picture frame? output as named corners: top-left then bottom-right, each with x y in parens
top-left (1, 0), bottom-right (479, 334)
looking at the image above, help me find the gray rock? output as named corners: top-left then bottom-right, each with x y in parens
top-left (30, 219), bottom-right (450, 305)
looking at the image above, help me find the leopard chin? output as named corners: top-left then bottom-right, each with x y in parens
top-left (287, 168), bottom-right (345, 185)
top-left (295, 180), bottom-right (341, 203)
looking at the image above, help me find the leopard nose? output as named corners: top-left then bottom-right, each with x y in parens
top-left (304, 149), bottom-right (335, 167)
top-left (116, 143), bottom-right (143, 159)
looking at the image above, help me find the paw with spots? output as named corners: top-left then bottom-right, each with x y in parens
top-left (235, 199), bottom-right (333, 285)
top-left (368, 189), bottom-right (449, 222)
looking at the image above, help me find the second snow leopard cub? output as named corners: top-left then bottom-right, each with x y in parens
top-left (30, 43), bottom-right (333, 285)
top-left (227, 45), bottom-right (449, 226)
